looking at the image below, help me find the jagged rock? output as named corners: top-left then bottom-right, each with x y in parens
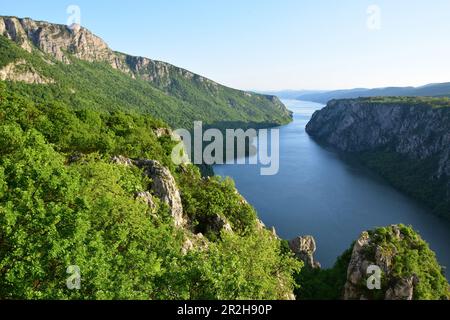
top-left (135, 191), bottom-right (156, 212)
top-left (111, 156), bottom-right (185, 227)
top-left (289, 236), bottom-right (320, 268)
top-left (343, 232), bottom-right (371, 299)
top-left (271, 226), bottom-right (278, 238)
top-left (133, 159), bottom-right (185, 227)
top-left (256, 219), bottom-right (266, 230)
top-left (0, 17), bottom-right (33, 52)
top-left (0, 59), bottom-right (53, 84)
top-left (0, 16), bottom-right (120, 65)
top-left (385, 276), bottom-right (417, 300)
top-left (343, 225), bottom-right (426, 300)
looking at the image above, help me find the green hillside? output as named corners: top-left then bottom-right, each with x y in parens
top-left (0, 81), bottom-right (300, 299)
top-left (0, 30), bottom-right (291, 130)
top-left (0, 22), bottom-right (300, 298)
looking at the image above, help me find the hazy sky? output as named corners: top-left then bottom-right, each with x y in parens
top-left (2, 0), bottom-right (450, 91)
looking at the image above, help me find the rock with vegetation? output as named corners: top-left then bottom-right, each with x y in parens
top-left (343, 225), bottom-right (449, 300)
top-left (289, 236), bottom-right (321, 269)
top-left (293, 225), bottom-right (449, 300)
top-left (0, 59), bottom-right (53, 84)
top-left (306, 97), bottom-right (450, 219)
top-left (0, 81), bottom-right (300, 300)
top-left (133, 159), bottom-right (185, 227)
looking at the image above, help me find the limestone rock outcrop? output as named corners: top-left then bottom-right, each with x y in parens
top-left (0, 59), bottom-right (53, 84)
top-left (181, 233), bottom-right (209, 255)
top-left (204, 214), bottom-right (233, 235)
top-left (384, 276), bottom-right (417, 300)
top-left (343, 225), bottom-right (422, 300)
top-left (289, 235), bottom-right (321, 269)
top-left (135, 191), bottom-right (157, 212)
top-left (111, 156), bottom-right (185, 227)
top-left (133, 159), bottom-right (185, 227)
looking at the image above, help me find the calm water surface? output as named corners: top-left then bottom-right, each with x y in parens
top-left (214, 100), bottom-right (450, 276)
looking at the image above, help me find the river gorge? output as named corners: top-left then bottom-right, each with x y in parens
top-left (214, 100), bottom-right (450, 277)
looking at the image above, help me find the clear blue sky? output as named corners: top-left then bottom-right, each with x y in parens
top-left (2, 0), bottom-right (450, 91)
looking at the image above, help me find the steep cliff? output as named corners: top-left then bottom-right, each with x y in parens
top-left (306, 97), bottom-right (450, 218)
top-left (0, 16), bottom-right (292, 128)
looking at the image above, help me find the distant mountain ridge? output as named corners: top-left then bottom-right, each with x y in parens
top-left (259, 90), bottom-right (325, 100)
top-left (0, 16), bottom-right (292, 128)
top-left (295, 83), bottom-right (450, 104)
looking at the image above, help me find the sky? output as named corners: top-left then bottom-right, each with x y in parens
top-left (1, 0), bottom-right (450, 91)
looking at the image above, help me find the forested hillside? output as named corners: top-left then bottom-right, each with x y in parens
top-left (0, 82), bottom-right (300, 299)
top-left (0, 16), bottom-right (292, 129)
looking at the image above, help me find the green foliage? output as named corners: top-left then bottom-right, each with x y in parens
top-left (294, 248), bottom-right (352, 300)
top-left (0, 75), bottom-right (299, 300)
top-left (177, 231), bottom-right (302, 300)
top-left (365, 225), bottom-right (449, 300)
top-left (178, 172), bottom-right (257, 235)
top-left (0, 36), bottom-right (25, 68)
top-left (0, 127), bottom-right (176, 299)
top-left (341, 96), bottom-right (450, 109)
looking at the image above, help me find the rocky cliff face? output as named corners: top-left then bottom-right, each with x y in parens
top-left (306, 98), bottom-right (450, 217)
top-left (0, 17), bottom-right (115, 64)
top-left (0, 15), bottom-right (206, 85)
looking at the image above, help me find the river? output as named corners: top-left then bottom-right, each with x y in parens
top-left (214, 100), bottom-right (450, 277)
